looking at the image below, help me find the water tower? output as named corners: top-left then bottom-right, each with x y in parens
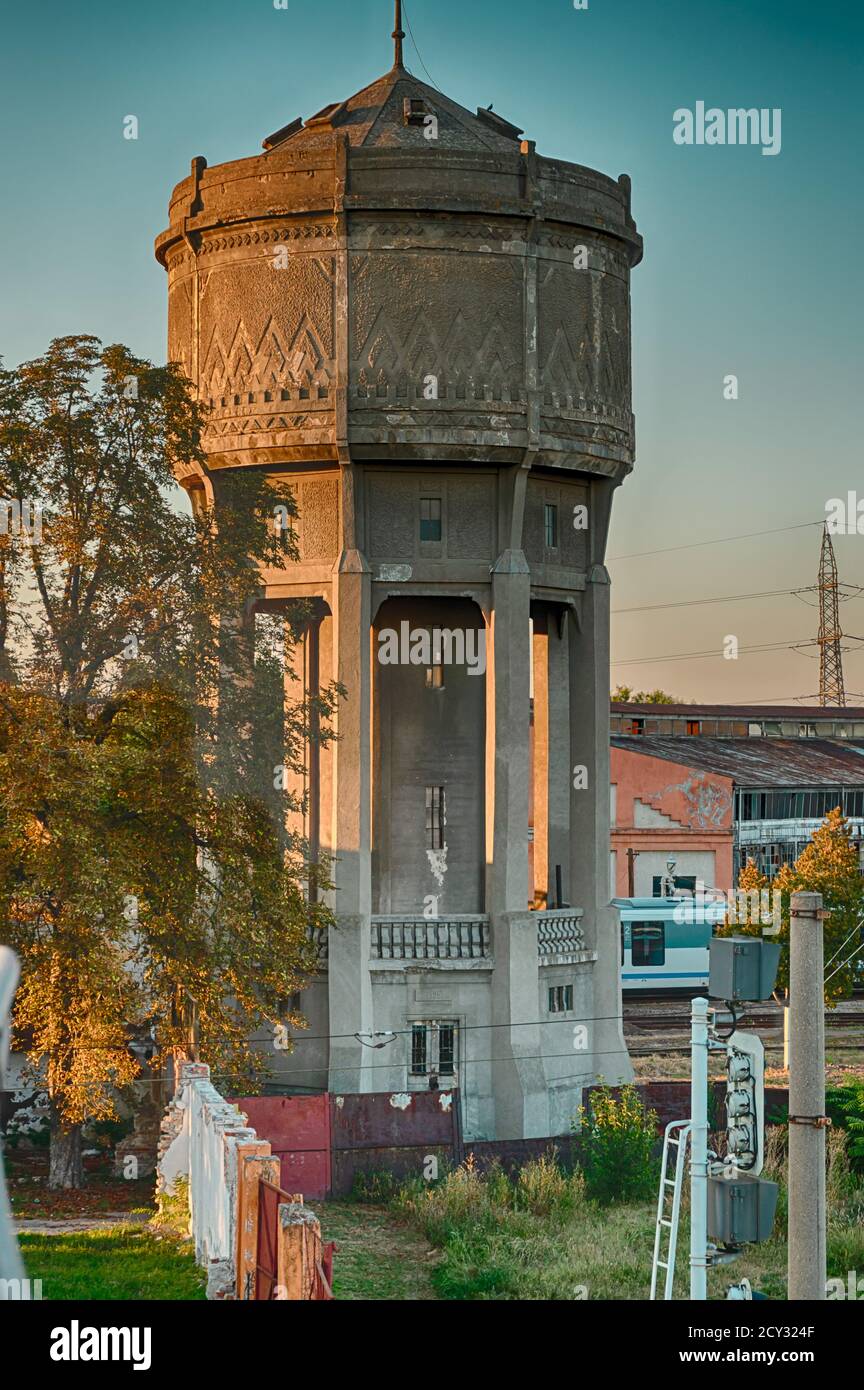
top-left (155, 6), bottom-right (641, 1139)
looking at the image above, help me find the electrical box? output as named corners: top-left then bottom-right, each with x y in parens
top-left (709, 937), bottom-right (781, 1002)
top-left (707, 1173), bottom-right (778, 1244)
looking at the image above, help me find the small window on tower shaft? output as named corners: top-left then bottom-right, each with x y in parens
top-left (425, 785), bottom-right (445, 849)
top-left (544, 502), bottom-right (558, 549)
top-left (548, 984), bottom-right (573, 1014)
top-left (420, 497), bottom-right (442, 542)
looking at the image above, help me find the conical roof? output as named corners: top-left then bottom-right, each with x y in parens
top-left (262, 64), bottom-right (524, 155)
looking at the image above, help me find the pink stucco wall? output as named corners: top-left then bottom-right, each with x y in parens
top-left (610, 745), bottom-right (734, 895)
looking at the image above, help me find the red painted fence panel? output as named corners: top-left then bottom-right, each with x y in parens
top-left (233, 1090), bottom-right (461, 1200)
top-left (232, 1094), bottom-right (331, 1200)
top-left (329, 1090), bottom-right (459, 1195)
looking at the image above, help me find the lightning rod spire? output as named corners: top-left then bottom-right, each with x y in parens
top-left (392, 0), bottom-right (406, 70)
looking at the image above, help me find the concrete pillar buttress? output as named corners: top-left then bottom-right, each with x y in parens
top-left (327, 550), bottom-right (374, 1092)
top-left (487, 550), bottom-right (547, 1137)
top-left (531, 620), bottom-right (549, 907)
top-left (546, 611), bottom-right (572, 907)
top-left (570, 566), bottom-right (632, 1084)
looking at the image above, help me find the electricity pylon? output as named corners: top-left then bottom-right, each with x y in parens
top-left (818, 523), bottom-right (846, 706)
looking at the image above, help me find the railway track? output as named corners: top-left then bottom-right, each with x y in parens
top-left (624, 1009), bottom-right (863, 1032)
top-left (623, 998), bottom-right (864, 1062)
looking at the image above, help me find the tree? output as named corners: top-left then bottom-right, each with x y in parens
top-left (611, 686), bottom-right (679, 704)
top-left (720, 809), bottom-right (863, 1005)
top-left (0, 336), bottom-right (336, 1185)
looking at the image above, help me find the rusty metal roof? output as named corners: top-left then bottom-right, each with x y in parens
top-left (611, 703), bottom-right (864, 720)
top-left (611, 736), bottom-right (864, 788)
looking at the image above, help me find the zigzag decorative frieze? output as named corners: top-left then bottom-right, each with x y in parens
top-left (198, 224), bottom-right (335, 255)
top-left (204, 409), bottom-right (329, 438)
top-left (200, 306), bottom-right (335, 400)
top-left (352, 302), bottom-right (521, 397)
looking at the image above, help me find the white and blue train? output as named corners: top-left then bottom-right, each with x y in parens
top-left (614, 896), bottom-right (729, 993)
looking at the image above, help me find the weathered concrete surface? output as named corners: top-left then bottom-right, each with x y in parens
top-left (156, 42), bottom-right (640, 1140)
top-left (156, 63), bottom-right (641, 478)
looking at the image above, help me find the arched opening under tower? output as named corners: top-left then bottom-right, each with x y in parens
top-left (372, 595), bottom-right (486, 916)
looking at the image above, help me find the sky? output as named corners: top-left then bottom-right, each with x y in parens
top-left (1, 0), bottom-right (862, 704)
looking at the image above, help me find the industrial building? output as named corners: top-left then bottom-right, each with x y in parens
top-left (612, 734), bottom-right (864, 892)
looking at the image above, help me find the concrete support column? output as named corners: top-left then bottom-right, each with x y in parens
top-left (547, 610), bottom-right (572, 907)
top-left (327, 550), bottom-right (374, 1092)
top-left (531, 617), bottom-right (549, 908)
top-left (486, 552), bottom-right (531, 918)
top-left (570, 566), bottom-right (632, 1084)
top-left (487, 550), bottom-right (545, 1136)
top-left (531, 607), bottom-right (570, 908)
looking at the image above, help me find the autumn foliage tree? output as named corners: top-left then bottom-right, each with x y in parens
top-left (0, 336), bottom-right (335, 1185)
top-left (611, 686), bottom-right (679, 704)
top-left (722, 808), bottom-right (863, 1004)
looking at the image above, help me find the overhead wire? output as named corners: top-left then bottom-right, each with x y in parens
top-left (607, 520), bottom-right (823, 563)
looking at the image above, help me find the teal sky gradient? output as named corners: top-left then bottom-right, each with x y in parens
top-left (1, 0), bottom-right (861, 702)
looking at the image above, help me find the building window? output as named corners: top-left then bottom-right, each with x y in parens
top-left (544, 502), bottom-right (558, 549)
top-left (686, 720), bottom-right (701, 735)
top-left (748, 722), bottom-right (763, 736)
top-left (798, 722), bottom-right (817, 738)
top-left (410, 1020), bottom-right (457, 1077)
top-left (420, 496), bottom-right (442, 542)
top-left (548, 984), bottom-right (573, 1013)
top-left (425, 785), bottom-right (445, 849)
top-left (629, 718), bottom-right (645, 735)
top-left (652, 874), bottom-right (697, 898)
top-left (631, 922), bottom-right (665, 966)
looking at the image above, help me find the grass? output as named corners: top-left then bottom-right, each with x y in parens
top-left (391, 1134), bottom-right (864, 1301)
top-left (18, 1225), bottom-right (206, 1301)
top-left (310, 1201), bottom-right (440, 1300)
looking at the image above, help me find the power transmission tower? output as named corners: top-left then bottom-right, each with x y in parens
top-left (817, 523), bottom-right (846, 706)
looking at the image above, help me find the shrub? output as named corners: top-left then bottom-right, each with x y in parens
top-left (826, 1082), bottom-right (864, 1173)
top-left (514, 1154), bottom-right (585, 1218)
top-left (573, 1084), bottom-right (658, 1205)
top-left (154, 1176), bottom-right (190, 1237)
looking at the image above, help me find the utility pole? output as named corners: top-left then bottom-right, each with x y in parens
top-left (689, 996), bottom-right (710, 1300)
top-left (627, 847), bottom-right (639, 896)
top-left (817, 524), bottom-right (846, 707)
top-left (787, 891), bottom-right (827, 1299)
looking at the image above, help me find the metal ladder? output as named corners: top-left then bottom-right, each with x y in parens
top-left (650, 1120), bottom-right (691, 1299)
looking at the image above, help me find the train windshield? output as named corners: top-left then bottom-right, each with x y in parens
top-left (631, 921), bottom-right (665, 966)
